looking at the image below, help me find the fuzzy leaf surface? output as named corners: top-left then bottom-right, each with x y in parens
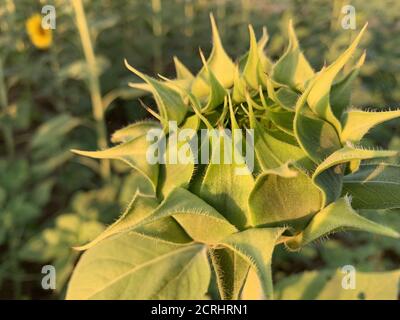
top-left (67, 232), bottom-right (210, 299)
top-left (343, 163), bottom-right (400, 209)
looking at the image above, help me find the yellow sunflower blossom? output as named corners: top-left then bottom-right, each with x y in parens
top-left (26, 14), bottom-right (52, 50)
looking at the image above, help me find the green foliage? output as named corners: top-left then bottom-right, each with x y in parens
top-left (275, 268), bottom-right (400, 300)
top-left (2, 0), bottom-right (400, 300)
top-left (68, 16), bottom-right (400, 300)
top-left (68, 232), bottom-right (211, 299)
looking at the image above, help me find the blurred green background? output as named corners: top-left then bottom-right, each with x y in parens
top-left (0, 0), bottom-right (399, 299)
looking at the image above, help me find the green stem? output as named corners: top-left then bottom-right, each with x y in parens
top-left (0, 57), bottom-right (14, 159)
top-left (151, 0), bottom-right (163, 74)
top-left (72, 0), bottom-right (110, 181)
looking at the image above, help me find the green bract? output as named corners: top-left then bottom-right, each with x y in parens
top-left (67, 15), bottom-right (400, 300)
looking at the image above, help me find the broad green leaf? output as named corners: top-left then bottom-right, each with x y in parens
top-left (158, 114), bottom-right (200, 198)
top-left (330, 52), bottom-right (365, 119)
top-left (31, 150), bottom-right (73, 179)
top-left (264, 127), bottom-right (319, 173)
top-left (139, 187), bottom-right (237, 244)
top-left (248, 96), bottom-right (313, 171)
top-left (249, 168), bottom-right (322, 227)
top-left (59, 56), bottom-right (109, 81)
top-left (119, 169), bottom-right (155, 199)
top-left (266, 108), bottom-right (295, 135)
top-left (261, 161), bottom-right (299, 178)
top-left (72, 134), bottom-right (159, 191)
top-left (312, 167), bottom-right (343, 209)
top-left (285, 197), bottom-right (399, 251)
top-left (275, 269), bottom-right (332, 300)
top-left (307, 24), bottom-right (367, 132)
top-left (294, 88), bottom-right (342, 163)
top-left (125, 60), bottom-right (188, 125)
top-left (199, 127), bottom-right (255, 229)
top-left (191, 14), bottom-right (235, 98)
top-left (111, 120), bottom-right (161, 144)
top-left (341, 109), bottom-right (400, 143)
top-left (134, 216), bottom-right (192, 244)
top-left (312, 144), bottom-right (398, 206)
top-left (209, 247), bottom-right (249, 300)
top-left (31, 114), bottom-right (81, 150)
top-left (220, 227), bottom-right (285, 300)
top-left (317, 269), bottom-right (400, 300)
top-left (314, 144), bottom-right (398, 177)
top-left (272, 20), bottom-right (314, 91)
top-left (275, 87), bottom-right (299, 111)
top-left (240, 268), bottom-right (264, 300)
top-left (67, 232), bottom-right (210, 299)
top-left (75, 192), bottom-right (159, 250)
top-left (276, 269), bottom-right (400, 300)
top-left (343, 163), bottom-right (400, 209)
top-left (199, 52), bottom-right (227, 113)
